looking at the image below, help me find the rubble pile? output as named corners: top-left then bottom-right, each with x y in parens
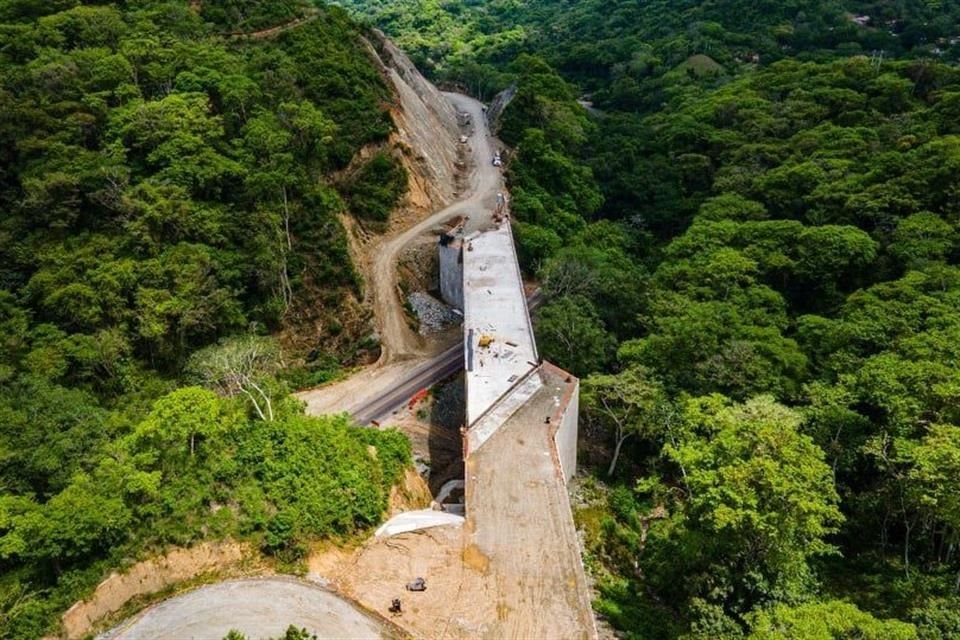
top-left (407, 292), bottom-right (461, 334)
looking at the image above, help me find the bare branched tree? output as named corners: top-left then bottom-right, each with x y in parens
top-left (582, 365), bottom-right (672, 476)
top-left (187, 336), bottom-right (281, 421)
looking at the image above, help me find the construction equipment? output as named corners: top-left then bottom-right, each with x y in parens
top-left (405, 577), bottom-right (427, 592)
top-left (408, 388), bottom-right (429, 409)
top-left (478, 334), bottom-right (495, 349)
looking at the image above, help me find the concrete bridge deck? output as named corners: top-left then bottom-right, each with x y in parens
top-left (462, 223), bottom-right (539, 426)
top-left (464, 363), bottom-right (593, 638)
top-left (452, 216), bottom-right (596, 638)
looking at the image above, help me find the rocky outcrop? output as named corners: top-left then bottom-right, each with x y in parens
top-left (364, 29), bottom-right (461, 210)
top-left (486, 83), bottom-right (517, 135)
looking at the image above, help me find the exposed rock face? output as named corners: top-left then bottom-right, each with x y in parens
top-left (486, 83), bottom-right (517, 135)
top-left (407, 291), bottom-right (460, 335)
top-left (364, 29), bottom-right (460, 210)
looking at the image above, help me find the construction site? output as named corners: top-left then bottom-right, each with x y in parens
top-left (295, 99), bottom-right (596, 637)
top-left (330, 197), bottom-right (595, 638)
top-left (92, 34), bottom-right (597, 639)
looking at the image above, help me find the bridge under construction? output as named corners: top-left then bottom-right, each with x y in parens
top-left (411, 213), bottom-right (596, 637)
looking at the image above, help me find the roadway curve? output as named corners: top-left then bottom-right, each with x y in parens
top-left (373, 92), bottom-right (504, 363)
top-left (99, 578), bottom-right (396, 640)
top-left (297, 92), bottom-right (505, 419)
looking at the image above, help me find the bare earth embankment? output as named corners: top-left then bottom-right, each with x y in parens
top-left (296, 91), bottom-right (505, 418)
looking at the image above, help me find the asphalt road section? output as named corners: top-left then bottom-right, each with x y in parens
top-left (99, 578), bottom-right (397, 640)
top-left (352, 289), bottom-right (543, 425)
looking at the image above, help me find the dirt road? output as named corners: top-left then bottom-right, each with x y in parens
top-left (99, 578), bottom-right (397, 640)
top-left (297, 93), bottom-right (504, 418)
top-left (373, 92), bottom-right (503, 363)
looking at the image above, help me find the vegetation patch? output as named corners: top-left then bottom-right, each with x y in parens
top-left (1, 388), bottom-right (409, 638)
top-left (0, 2), bottom-right (409, 637)
top-left (344, 151), bottom-right (409, 224)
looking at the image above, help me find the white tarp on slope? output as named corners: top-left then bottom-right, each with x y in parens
top-left (374, 510), bottom-right (464, 538)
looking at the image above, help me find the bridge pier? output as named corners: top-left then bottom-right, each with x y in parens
top-left (438, 221), bottom-right (464, 311)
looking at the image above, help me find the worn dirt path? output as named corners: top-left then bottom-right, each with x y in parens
top-left (225, 8), bottom-right (320, 40)
top-left (297, 93), bottom-right (503, 417)
top-left (374, 92), bottom-right (502, 363)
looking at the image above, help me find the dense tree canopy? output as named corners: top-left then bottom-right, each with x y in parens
top-left (338, 0), bottom-right (960, 636)
top-left (0, 2), bottom-right (415, 637)
top-left (7, 0), bottom-right (960, 636)
top-left (338, 0), bottom-right (960, 105)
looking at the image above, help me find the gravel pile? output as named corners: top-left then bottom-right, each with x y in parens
top-left (408, 291), bottom-right (461, 334)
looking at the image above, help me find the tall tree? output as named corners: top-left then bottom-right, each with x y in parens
top-left (582, 365), bottom-right (672, 475)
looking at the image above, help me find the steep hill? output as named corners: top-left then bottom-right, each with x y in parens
top-left (0, 2), bottom-right (459, 637)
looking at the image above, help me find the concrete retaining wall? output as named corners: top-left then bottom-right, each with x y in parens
top-left (439, 239), bottom-right (463, 310)
top-left (554, 380), bottom-right (579, 484)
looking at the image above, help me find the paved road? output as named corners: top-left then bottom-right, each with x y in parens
top-left (353, 289), bottom-right (543, 425)
top-left (99, 578), bottom-right (394, 640)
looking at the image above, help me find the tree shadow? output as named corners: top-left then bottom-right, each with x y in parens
top-left (427, 374), bottom-right (466, 495)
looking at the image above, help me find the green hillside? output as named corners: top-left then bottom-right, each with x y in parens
top-left (339, 1), bottom-right (960, 637)
top-left (5, 0), bottom-right (960, 637)
top-left (0, 2), bottom-right (412, 637)
top-left (335, 0), bottom-right (960, 104)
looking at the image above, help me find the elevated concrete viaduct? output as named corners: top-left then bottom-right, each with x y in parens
top-left (439, 213), bottom-right (597, 639)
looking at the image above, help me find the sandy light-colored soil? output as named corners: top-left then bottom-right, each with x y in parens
top-left (335, 526), bottom-right (488, 639)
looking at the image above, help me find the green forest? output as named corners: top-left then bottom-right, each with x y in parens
top-left (339, 0), bottom-right (960, 638)
top-left (0, 1), bottom-right (413, 637)
top-left (5, 0), bottom-right (960, 637)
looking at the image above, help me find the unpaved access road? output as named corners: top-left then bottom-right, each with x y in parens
top-left (99, 578), bottom-right (398, 640)
top-left (371, 92), bottom-right (504, 363)
top-left (297, 92), bottom-right (504, 419)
